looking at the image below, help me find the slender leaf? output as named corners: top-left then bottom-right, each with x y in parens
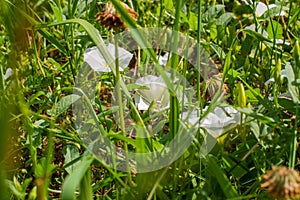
top-left (206, 155), bottom-right (238, 198)
top-left (61, 154), bottom-right (94, 200)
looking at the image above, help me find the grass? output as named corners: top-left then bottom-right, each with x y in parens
top-left (0, 0), bottom-right (300, 199)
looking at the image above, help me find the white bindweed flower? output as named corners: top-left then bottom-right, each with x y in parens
top-left (264, 69), bottom-right (286, 85)
top-left (134, 74), bottom-right (186, 111)
top-left (182, 106), bottom-right (242, 138)
top-left (181, 110), bottom-right (200, 126)
top-left (158, 53), bottom-right (169, 66)
top-left (245, 24), bottom-right (268, 37)
top-left (134, 75), bottom-right (169, 111)
top-left (241, 1), bottom-right (286, 17)
top-left (256, 2), bottom-right (268, 17)
top-left (200, 106), bottom-right (241, 138)
top-left (4, 68), bottom-right (13, 80)
top-left (245, 24), bottom-right (290, 46)
top-left (84, 43), bottom-right (133, 72)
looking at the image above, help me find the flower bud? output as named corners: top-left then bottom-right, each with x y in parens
top-left (293, 40), bottom-right (300, 78)
top-left (236, 83), bottom-right (247, 107)
top-left (274, 59), bottom-right (282, 83)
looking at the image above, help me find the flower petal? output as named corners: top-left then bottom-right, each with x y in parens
top-left (4, 68), bottom-right (13, 80)
top-left (158, 53), bottom-right (169, 66)
top-left (134, 93), bottom-right (151, 110)
top-left (200, 106), bottom-right (241, 138)
top-left (84, 44), bottom-right (133, 72)
top-left (84, 46), bottom-right (110, 72)
top-left (256, 2), bottom-right (268, 17)
top-left (135, 75), bottom-right (169, 111)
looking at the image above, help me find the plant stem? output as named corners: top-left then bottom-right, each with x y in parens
top-left (114, 39), bottom-right (132, 184)
top-left (289, 104), bottom-right (298, 169)
top-left (197, 0), bottom-right (202, 106)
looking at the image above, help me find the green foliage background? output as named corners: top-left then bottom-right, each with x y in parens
top-left (0, 0), bottom-right (300, 199)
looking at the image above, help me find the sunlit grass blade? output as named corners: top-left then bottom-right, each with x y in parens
top-left (38, 29), bottom-right (68, 56)
top-left (61, 153), bottom-right (94, 200)
top-left (78, 168), bottom-right (93, 200)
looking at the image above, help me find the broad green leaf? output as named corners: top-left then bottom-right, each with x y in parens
top-left (53, 94), bottom-right (81, 117)
top-left (188, 12), bottom-right (198, 30)
top-left (222, 155), bottom-right (248, 179)
top-left (227, 69), bottom-right (241, 80)
top-left (203, 5), bottom-right (225, 23)
top-left (164, 0), bottom-right (173, 10)
top-left (210, 25), bottom-right (218, 40)
top-left (267, 20), bottom-right (283, 39)
top-left (245, 89), bottom-right (260, 103)
top-left (216, 12), bottom-right (233, 26)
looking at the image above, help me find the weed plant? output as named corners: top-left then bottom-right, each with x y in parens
top-left (0, 0), bottom-right (300, 199)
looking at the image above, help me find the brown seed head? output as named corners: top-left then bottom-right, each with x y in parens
top-left (261, 166), bottom-right (300, 200)
top-left (95, 2), bottom-right (137, 30)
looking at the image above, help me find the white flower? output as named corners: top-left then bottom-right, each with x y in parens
top-left (200, 106), bottom-right (241, 138)
top-left (134, 74), bottom-right (186, 111)
top-left (256, 2), bottom-right (268, 17)
top-left (264, 69), bottom-right (286, 85)
top-left (84, 43), bottom-right (133, 72)
top-left (134, 75), bottom-right (170, 111)
top-left (4, 68), bottom-right (13, 80)
top-left (158, 53), bottom-right (169, 66)
top-left (245, 24), bottom-right (268, 38)
top-left (182, 106), bottom-right (242, 138)
top-left (241, 1), bottom-right (286, 17)
top-left (245, 24), bottom-right (290, 46)
top-left (181, 110), bottom-right (201, 126)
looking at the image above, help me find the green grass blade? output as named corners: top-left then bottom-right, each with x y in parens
top-left (206, 155), bottom-right (239, 198)
top-left (38, 29), bottom-right (68, 56)
top-left (61, 154), bottom-right (94, 200)
top-left (78, 168), bottom-right (93, 200)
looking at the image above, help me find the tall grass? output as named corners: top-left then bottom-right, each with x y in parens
top-left (0, 0), bottom-right (300, 199)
